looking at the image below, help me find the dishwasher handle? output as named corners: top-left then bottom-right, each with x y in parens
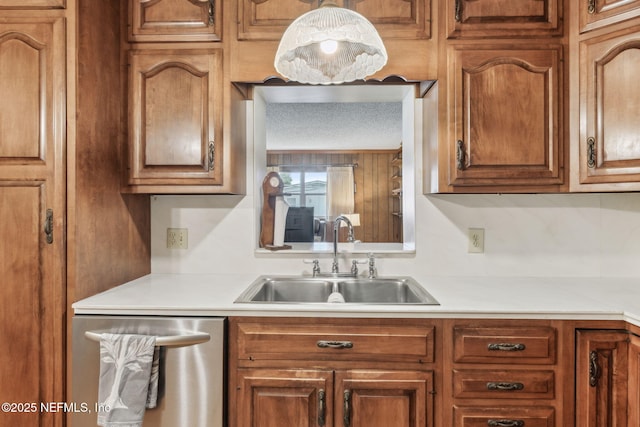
top-left (84, 331), bottom-right (211, 347)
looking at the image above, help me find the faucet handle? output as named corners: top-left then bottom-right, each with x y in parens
top-left (303, 259), bottom-right (321, 277)
top-left (367, 253), bottom-right (377, 278)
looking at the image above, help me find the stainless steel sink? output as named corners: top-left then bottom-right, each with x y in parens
top-left (234, 276), bottom-right (439, 305)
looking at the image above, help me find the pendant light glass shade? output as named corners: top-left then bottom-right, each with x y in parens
top-left (274, 4), bottom-right (388, 85)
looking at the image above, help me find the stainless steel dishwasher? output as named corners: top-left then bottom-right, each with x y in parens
top-left (71, 315), bottom-right (225, 427)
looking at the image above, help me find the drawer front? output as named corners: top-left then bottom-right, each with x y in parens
top-left (454, 326), bottom-right (556, 364)
top-left (453, 369), bottom-right (555, 399)
top-left (237, 322), bottom-right (435, 363)
top-left (454, 406), bottom-right (555, 427)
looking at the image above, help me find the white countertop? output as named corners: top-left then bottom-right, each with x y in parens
top-left (72, 273), bottom-right (640, 326)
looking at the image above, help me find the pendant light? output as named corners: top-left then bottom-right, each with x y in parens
top-left (274, 1), bottom-right (388, 85)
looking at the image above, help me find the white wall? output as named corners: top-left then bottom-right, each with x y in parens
top-left (151, 175), bottom-right (640, 280)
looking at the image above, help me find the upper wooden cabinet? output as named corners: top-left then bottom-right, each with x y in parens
top-left (445, 0), bottom-right (563, 38)
top-left (445, 44), bottom-right (565, 191)
top-left (579, 0), bottom-right (640, 33)
top-left (128, 48), bottom-right (224, 188)
top-left (237, 0), bottom-right (430, 41)
top-left (129, 0), bottom-right (222, 42)
top-left (0, 0), bottom-right (64, 8)
top-left (578, 26), bottom-right (640, 188)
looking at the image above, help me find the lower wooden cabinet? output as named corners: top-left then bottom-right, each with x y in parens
top-left (575, 328), bottom-right (640, 426)
top-left (444, 320), bottom-right (567, 427)
top-left (229, 317), bottom-right (438, 427)
top-left (236, 368), bottom-right (433, 427)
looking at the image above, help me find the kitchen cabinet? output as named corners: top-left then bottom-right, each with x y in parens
top-left (128, 0), bottom-right (222, 42)
top-left (231, 0), bottom-right (436, 83)
top-left (127, 48), bottom-right (224, 187)
top-left (125, 0), bottom-right (246, 194)
top-left (443, 44), bottom-right (566, 192)
top-left (237, 0), bottom-right (430, 41)
top-left (443, 320), bottom-right (567, 427)
top-left (0, 0), bottom-right (64, 7)
top-left (229, 317), bottom-right (438, 427)
top-left (576, 22), bottom-right (640, 189)
top-left (445, 0), bottom-right (563, 39)
top-left (579, 0), bottom-right (640, 33)
top-left (575, 329), bottom-right (631, 426)
top-left (237, 368), bottom-right (432, 427)
top-left (0, 16), bottom-right (65, 427)
top-left (1, 3), bottom-right (151, 427)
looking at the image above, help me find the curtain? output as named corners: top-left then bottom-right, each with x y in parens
top-left (326, 166), bottom-right (355, 219)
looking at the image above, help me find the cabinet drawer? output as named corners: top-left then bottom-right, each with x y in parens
top-left (453, 326), bottom-right (556, 364)
top-left (454, 406), bottom-right (555, 427)
top-left (453, 369), bottom-right (555, 399)
top-left (236, 321), bottom-right (435, 363)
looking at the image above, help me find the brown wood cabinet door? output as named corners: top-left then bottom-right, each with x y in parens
top-left (579, 27), bottom-right (640, 187)
top-left (128, 48), bottom-right (223, 187)
top-left (238, 0), bottom-right (429, 40)
top-left (0, 0), bottom-right (64, 7)
top-left (237, 368), bottom-right (334, 427)
top-left (580, 0), bottom-right (640, 32)
top-left (335, 370), bottom-right (434, 427)
top-left (448, 45), bottom-right (564, 190)
top-left (576, 329), bottom-right (629, 427)
top-left (628, 333), bottom-right (640, 426)
top-left (129, 0), bottom-right (221, 42)
top-left (446, 0), bottom-right (562, 38)
top-left (0, 16), bottom-right (65, 427)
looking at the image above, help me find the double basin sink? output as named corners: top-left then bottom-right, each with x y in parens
top-left (234, 275), bottom-right (439, 305)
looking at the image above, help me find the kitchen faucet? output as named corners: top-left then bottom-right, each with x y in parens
top-left (332, 215), bottom-right (355, 273)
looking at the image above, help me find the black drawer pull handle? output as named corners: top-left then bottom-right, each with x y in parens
top-left (488, 343), bottom-right (526, 352)
top-left (488, 420), bottom-right (524, 427)
top-left (486, 382), bottom-right (524, 391)
top-left (317, 340), bottom-right (353, 349)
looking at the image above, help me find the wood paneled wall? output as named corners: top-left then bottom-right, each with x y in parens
top-left (267, 150), bottom-right (401, 243)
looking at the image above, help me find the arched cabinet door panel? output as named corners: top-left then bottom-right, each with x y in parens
top-left (447, 45), bottom-right (565, 191)
top-left (579, 28), bottom-right (640, 187)
top-left (128, 49), bottom-right (223, 187)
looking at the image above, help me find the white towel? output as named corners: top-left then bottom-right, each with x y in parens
top-left (97, 334), bottom-right (158, 427)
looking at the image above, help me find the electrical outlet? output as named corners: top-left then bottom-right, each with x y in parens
top-left (167, 228), bottom-right (188, 249)
top-left (468, 228), bottom-right (484, 253)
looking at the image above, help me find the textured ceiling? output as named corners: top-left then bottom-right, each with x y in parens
top-left (266, 102), bottom-right (403, 151)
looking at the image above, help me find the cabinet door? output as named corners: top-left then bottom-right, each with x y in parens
top-left (576, 329), bottom-right (629, 427)
top-left (128, 48), bottom-right (223, 187)
top-left (578, 27), bottom-right (640, 187)
top-left (447, 45), bottom-right (564, 190)
top-left (0, 17), bottom-right (65, 427)
top-left (237, 368), bottom-right (334, 427)
top-left (238, 0), bottom-right (430, 40)
top-left (335, 370), bottom-right (434, 427)
top-left (580, 0), bottom-right (640, 32)
top-left (129, 0), bottom-right (221, 42)
top-left (446, 0), bottom-right (562, 38)
top-left (628, 333), bottom-right (640, 426)
top-left (0, 0), bottom-right (64, 7)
